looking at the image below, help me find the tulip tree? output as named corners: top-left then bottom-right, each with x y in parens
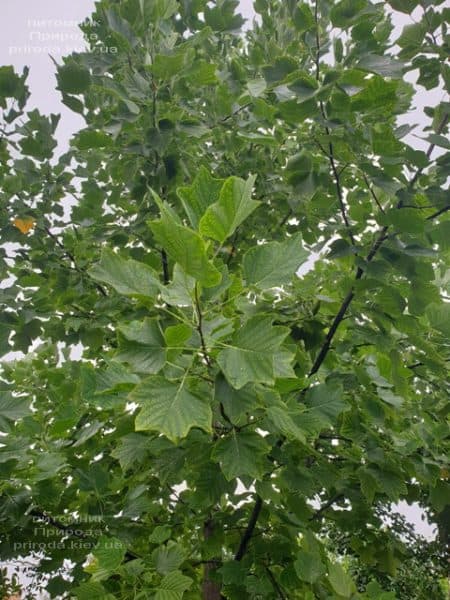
top-left (0, 0), bottom-right (449, 598)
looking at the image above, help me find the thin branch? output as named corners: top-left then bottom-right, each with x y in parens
top-left (219, 102), bottom-right (251, 124)
top-left (310, 494), bottom-right (344, 521)
top-left (426, 204), bottom-right (450, 220)
top-left (42, 226), bottom-right (107, 297)
top-left (314, 0), bottom-right (321, 82)
top-left (194, 283), bottom-right (212, 369)
top-left (362, 172), bottom-right (385, 214)
top-left (314, 0), bottom-right (355, 246)
top-left (265, 566), bottom-right (287, 599)
top-left (234, 495), bottom-right (263, 561)
top-left (161, 249), bottom-right (170, 284)
top-left (408, 112), bottom-right (448, 188)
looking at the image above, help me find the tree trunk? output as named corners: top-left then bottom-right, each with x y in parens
top-left (202, 519), bottom-right (223, 600)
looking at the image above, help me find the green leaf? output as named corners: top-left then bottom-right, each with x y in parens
top-left (217, 316), bottom-right (289, 389)
top-left (177, 167), bottom-right (225, 229)
top-left (214, 376), bottom-right (259, 427)
top-left (116, 318), bottom-right (166, 374)
top-left (262, 56), bottom-right (298, 83)
top-left (95, 360), bottom-right (140, 394)
top-left (387, 0), bottom-right (419, 13)
top-left (199, 175), bottom-right (259, 243)
top-left (356, 55), bottom-right (404, 78)
top-left (0, 66), bottom-right (27, 107)
top-left (152, 53), bottom-right (187, 80)
top-left (212, 430), bottom-right (269, 480)
top-left (153, 543), bottom-right (186, 575)
top-left (295, 550), bottom-right (326, 584)
top-left (300, 384), bottom-right (347, 434)
top-left (0, 391), bottom-right (30, 425)
top-left (131, 376), bottom-right (212, 442)
top-left (397, 23), bottom-right (426, 49)
top-left (73, 130), bottom-right (113, 150)
top-left (150, 199), bottom-right (222, 287)
top-left (150, 525), bottom-right (172, 544)
top-left (87, 536), bottom-right (126, 581)
top-left (243, 233), bottom-right (308, 289)
top-left (73, 582), bottom-right (114, 600)
top-left (292, 3), bottom-right (315, 32)
top-left (330, 0), bottom-right (366, 28)
top-left (88, 248), bottom-right (160, 298)
top-left (266, 405), bottom-right (306, 443)
top-left (154, 570), bottom-right (192, 600)
top-left (386, 208), bottom-right (424, 234)
top-left (111, 433), bottom-right (150, 470)
top-left (161, 264), bottom-right (195, 307)
top-left (57, 63), bottom-right (91, 94)
top-left (328, 562), bottom-right (356, 598)
top-left (426, 303), bottom-right (450, 337)
top-left (284, 150), bottom-right (313, 185)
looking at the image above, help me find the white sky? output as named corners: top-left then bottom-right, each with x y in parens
top-left (0, 0), bottom-right (439, 541)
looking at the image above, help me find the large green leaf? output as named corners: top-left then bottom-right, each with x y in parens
top-left (243, 233), bottom-right (308, 289)
top-left (217, 316), bottom-right (289, 389)
top-left (328, 562), bottom-right (356, 598)
top-left (86, 536), bottom-right (126, 581)
top-left (0, 391), bottom-right (30, 426)
top-left (212, 430), bottom-right (269, 480)
top-left (131, 376), bottom-right (212, 442)
top-left (154, 570), bottom-right (192, 600)
top-left (295, 550), bottom-right (326, 584)
top-left (199, 175), bottom-right (259, 243)
top-left (150, 200), bottom-right (222, 287)
top-left (116, 318), bottom-right (166, 373)
top-left (57, 63), bottom-right (91, 95)
top-left (111, 433), bottom-right (151, 470)
top-left (177, 167), bottom-right (225, 229)
top-left (88, 248), bottom-right (160, 298)
top-left (300, 384), bottom-right (347, 434)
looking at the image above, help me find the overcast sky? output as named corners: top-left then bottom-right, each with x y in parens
top-left (0, 0), bottom-right (438, 541)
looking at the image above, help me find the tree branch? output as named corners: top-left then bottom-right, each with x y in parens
top-left (42, 226), bottom-right (107, 297)
top-left (265, 566), bottom-right (287, 599)
top-left (194, 284), bottom-right (212, 369)
top-left (161, 248), bottom-right (170, 284)
top-left (314, 0), bottom-right (355, 246)
top-left (234, 495), bottom-right (263, 561)
top-left (309, 494), bottom-right (344, 521)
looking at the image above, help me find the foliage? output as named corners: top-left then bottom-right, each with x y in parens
top-left (0, 0), bottom-right (449, 598)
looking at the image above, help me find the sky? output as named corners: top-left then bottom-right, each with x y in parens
top-left (0, 0), bottom-right (439, 542)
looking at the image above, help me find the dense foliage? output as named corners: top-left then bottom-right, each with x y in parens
top-left (0, 0), bottom-right (449, 598)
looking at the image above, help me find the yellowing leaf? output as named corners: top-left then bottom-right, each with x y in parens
top-left (13, 217), bottom-right (35, 234)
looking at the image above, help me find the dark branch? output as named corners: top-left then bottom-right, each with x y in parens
top-left (265, 566), bottom-right (287, 599)
top-left (234, 495), bottom-right (263, 561)
top-left (161, 249), bottom-right (170, 284)
top-left (194, 284), bottom-right (212, 369)
top-left (310, 494), bottom-right (344, 521)
top-left (314, 1), bottom-right (355, 246)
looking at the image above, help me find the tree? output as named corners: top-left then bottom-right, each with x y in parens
top-left (0, 0), bottom-right (449, 598)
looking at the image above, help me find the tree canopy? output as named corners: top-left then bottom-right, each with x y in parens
top-left (0, 0), bottom-right (449, 598)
